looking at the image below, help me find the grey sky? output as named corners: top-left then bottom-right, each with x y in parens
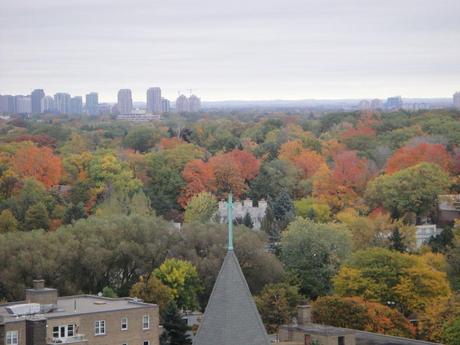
top-left (1, 0), bottom-right (459, 102)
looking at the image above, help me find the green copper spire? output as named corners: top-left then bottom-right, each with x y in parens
top-left (227, 193), bottom-right (234, 251)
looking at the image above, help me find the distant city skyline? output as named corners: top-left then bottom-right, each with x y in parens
top-left (1, 0), bottom-right (459, 101)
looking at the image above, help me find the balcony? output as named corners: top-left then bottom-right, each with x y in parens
top-left (48, 335), bottom-right (88, 345)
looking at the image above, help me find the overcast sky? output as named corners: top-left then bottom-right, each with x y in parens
top-left (0, 0), bottom-right (459, 102)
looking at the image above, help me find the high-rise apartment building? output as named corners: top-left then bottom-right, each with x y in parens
top-left (54, 93), bottom-right (71, 114)
top-left (161, 98), bottom-right (170, 113)
top-left (31, 89), bottom-right (45, 113)
top-left (70, 96), bottom-right (83, 114)
top-left (85, 92), bottom-right (99, 115)
top-left (385, 96), bottom-right (402, 110)
top-left (117, 89), bottom-right (133, 114)
top-left (175, 94), bottom-right (189, 112)
top-left (146, 87), bottom-right (162, 113)
top-left (0, 95), bottom-right (17, 113)
top-left (41, 96), bottom-right (55, 113)
top-left (189, 95), bottom-right (201, 112)
top-left (15, 96), bottom-right (32, 114)
top-left (454, 92), bottom-right (460, 110)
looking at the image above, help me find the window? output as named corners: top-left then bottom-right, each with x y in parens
top-left (142, 315), bottom-right (150, 330)
top-left (53, 327), bottom-right (59, 338)
top-left (338, 336), bottom-right (345, 345)
top-left (121, 317), bottom-right (128, 331)
top-left (95, 320), bottom-right (106, 335)
top-left (143, 341), bottom-right (150, 345)
top-left (6, 331), bottom-right (18, 345)
top-left (53, 325), bottom-right (76, 338)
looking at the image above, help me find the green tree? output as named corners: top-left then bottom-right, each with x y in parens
top-left (281, 218), bottom-right (351, 298)
top-left (365, 163), bottom-right (450, 220)
top-left (154, 259), bottom-right (202, 310)
top-left (160, 302), bottom-right (192, 345)
top-left (168, 222), bottom-right (284, 307)
top-left (183, 192), bottom-right (218, 223)
top-left (102, 286), bottom-right (118, 298)
top-left (389, 228), bottom-right (406, 253)
top-left (123, 127), bottom-right (161, 153)
top-left (63, 202), bottom-right (87, 224)
top-left (0, 209), bottom-right (18, 233)
top-left (256, 283), bottom-right (301, 334)
top-left (442, 318), bottom-right (460, 345)
top-left (294, 198), bottom-right (331, 223)
top-left (272, 190), bottom-right (295, 231)
top-left (130, 275), bottom-right (174, 313)
top-left (145, 153), bottom-right (185, 217)
top-left (24, 202), bottom-right (49, 230)
top-left (243, 212), bottom-right (254, 228)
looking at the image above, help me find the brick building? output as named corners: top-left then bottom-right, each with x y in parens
top-left (0, 280), bottom-right (159, 345)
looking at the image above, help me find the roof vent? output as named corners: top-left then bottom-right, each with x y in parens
top-left (93, 301), bottom-right (107, 305)
top-left (6, 303), bottom-right (41, 316)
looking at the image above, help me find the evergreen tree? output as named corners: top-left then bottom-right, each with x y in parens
top-left (24, 202), bottom-right (49, 230)
top-left (429, 226), bottom-right (454, 253)
top-left (160, 302), bottom-right (192, 345)
top-left (243, 212), bottom-right (254, 229)
top-left (63, 202), bottom-right (87, 224)
top-left (272, 190), bottom-right (294, 231)
top-left (388, 228), bottom-right (406, 252)
top-left (261, 200), bottom-right (281, 253)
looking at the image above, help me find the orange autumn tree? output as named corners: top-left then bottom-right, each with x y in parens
top-left (12, 145), bottom-right (62, 188)
top-left (332, 150), bottom-right (370, 193)
top-left (385, 143), bottom-right (451, 175)
top-left (179, 159), bottom-right (215, 207)
top-left (313, 151), bottom-right (370, 211)
top-left (208, 149), bottom-right (260, 199)
top-left (279, 140), bottom-right (326, 179)
top-left (227, 149), bottom-right (261, 181)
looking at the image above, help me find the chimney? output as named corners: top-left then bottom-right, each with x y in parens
top-left (26, 280), bottom-right (58, 309)
top-left (33, 280), bottom-right (45, 289)
top-left (297, 305), bottom-right (312, 326)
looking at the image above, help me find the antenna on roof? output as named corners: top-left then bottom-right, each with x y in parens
top-left (227, 193), bottom-right (234, 251)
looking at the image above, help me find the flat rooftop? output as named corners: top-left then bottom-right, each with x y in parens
top-left (355, 331), bottom-right (441, 345)
top-left (0, 295), bottom-right (156, 324)
top-left (281, 324), bottom-right (440, 345)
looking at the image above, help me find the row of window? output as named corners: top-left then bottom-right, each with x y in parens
top-left (5, 315), bottom-right (150, 344)
top-left (6, 331), bottom-right (150, 345)
top-left (95, 315), bottom-right (150, 336)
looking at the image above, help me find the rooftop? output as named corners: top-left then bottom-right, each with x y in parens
top-left (0, 295), bottom-right (156, 324)
top-left (281, 324), bottom-right (440, 345)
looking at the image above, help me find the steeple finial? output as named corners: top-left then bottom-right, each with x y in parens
top-left (227, 193), bottom-right (234, 251)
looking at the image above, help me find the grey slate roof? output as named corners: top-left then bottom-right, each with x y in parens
top-left (193, 250), bottom-right (270, 345)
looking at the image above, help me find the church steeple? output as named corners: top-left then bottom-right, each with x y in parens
top-left (227, 193), bottom-right (234, 251)
top-left (193, 193), bottom-right (270, 345)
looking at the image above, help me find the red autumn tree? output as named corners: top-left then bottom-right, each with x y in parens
top-left (11, 134), bottom-right (57, 147)
top-left (210, 157), bottom-right (246, 199)
top-left (385, 143), bottom-right (451, 175)
top-left (227, 149), bottom-right (261, 181)
top-left (179, 159), bottom-right (216, 207)
top-left (12, 145), bottom-right (62, 188)
top-left (332, 150), bottom-right (370, 192)
top-left (159, 137), bottom-right (184, 150)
